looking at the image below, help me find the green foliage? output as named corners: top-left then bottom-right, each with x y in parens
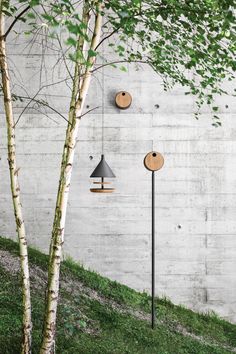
top-left (60, 303), bottom-right (87, 337)
top-left (1, 1), bottom-right (18, 17)
top-left (105, 0), bottom-right (236, 120)
top-left (0, 236), bottom-right (236, 354)
top-left (88, 49), bottom-right (97, 58)
top-left (2, 0), bottom-right (235, 122)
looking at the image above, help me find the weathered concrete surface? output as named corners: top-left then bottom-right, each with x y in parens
top-left (0, 43), bottom-right (236, 323)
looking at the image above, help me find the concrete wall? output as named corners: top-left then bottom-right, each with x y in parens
top-left (1, 41), bottom-right (236, 323)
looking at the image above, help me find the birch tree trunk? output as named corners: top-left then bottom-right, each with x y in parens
top-left (40, 3), bottom-right (103, 353)
top-left (0, 11), bottom-right (32, 354)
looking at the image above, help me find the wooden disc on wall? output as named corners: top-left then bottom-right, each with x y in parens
top-left (115, 91), bottom-right (132, 109)
top-left (144, 151), bottom-right (164, 172)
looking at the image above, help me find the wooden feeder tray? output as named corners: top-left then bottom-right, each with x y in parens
top-left (90, 181), bottom-right (115, 193)
top-left (90, 188), bottom-right (115, 193)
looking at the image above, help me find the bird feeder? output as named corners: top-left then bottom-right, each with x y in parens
top-left (89, 40), bottom-right (116, 193)
top-left (90, 154), bottom-right (115, 193)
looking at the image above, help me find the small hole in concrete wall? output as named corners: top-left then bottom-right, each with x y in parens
top-left (177, 224), bottom-right (182, 229)
top-left (86, 105), bottom-right (90, 108)
top-left (89, 156), bottom-right (93, 160)
top-left (152, 153), bottom-right (157, 157)
top-left (155, 104), bottom-right (160, 109)
top-left (122, 92), bottom-right (126, 96)
top-left (225, 105), bottom-right (229, 109)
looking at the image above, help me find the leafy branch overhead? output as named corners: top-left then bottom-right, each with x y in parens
top-left (106, 0), bottom-right (236, 124)
top-left (2, 0), bottom-right (236, 124)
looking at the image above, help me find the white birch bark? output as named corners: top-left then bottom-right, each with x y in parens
top-left (0, 11), bottom-right (32, 354)
top-left (40, 3), bottom-right (103, 353)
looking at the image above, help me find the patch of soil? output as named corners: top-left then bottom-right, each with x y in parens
top-left (0, 249), bottom-right (47, 288)
top-left (0, 250), bottom-right (20, 274)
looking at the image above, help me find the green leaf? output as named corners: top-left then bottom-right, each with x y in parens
top-left (27, 12), bottom-right (36, 19)
top-left (87, 49), bottom-right (97, 57)
top-left (120, 66), bottom-right (127, 72)
top-left (66, 37), bottom-right (77, 47)
top-left (68, 53), bottom-right (77, 62)
top-left (78, 320), bottom-right (86, 328)
top-left (42, 14), bottom-right (53, 21)
top-left (29, 0), bottom-right (40, 6)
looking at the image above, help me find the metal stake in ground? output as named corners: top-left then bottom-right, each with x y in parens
top-left (144, 151), bottom-right (164, 329)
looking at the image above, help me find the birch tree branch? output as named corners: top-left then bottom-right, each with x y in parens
top-left (1, 5), bottom-right (31, 40)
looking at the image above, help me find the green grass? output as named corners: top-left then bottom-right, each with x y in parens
top-left (0, 236), bottom-right (236, 354)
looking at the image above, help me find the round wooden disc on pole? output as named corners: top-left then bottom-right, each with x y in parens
top-left (115, 91), bottom-right (132, 109)
top-left (144, 151), bottom-right (164, 171)
top-left (143, 150), bottom-right (164, 329)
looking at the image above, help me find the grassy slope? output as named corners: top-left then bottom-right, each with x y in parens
top-left (0, 236), bottom-right (236, 354)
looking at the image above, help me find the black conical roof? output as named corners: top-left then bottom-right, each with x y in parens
top-left (90, 155), bottom-right (116, 178)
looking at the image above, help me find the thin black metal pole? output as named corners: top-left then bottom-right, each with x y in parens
top-left (152, 171), bottom-right (155, 329)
